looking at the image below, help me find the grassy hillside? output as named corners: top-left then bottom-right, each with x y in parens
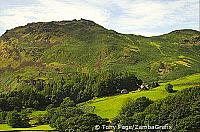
top-left (0, 19), bottom-right (199, 92)
top-left (84, 74), bottom-right (200, 119)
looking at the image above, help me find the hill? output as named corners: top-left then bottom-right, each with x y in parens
top-left (0, 19), bottom-right (199, 93)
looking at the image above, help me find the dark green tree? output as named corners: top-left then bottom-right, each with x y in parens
top-left (60, 97), bottom-right (75, 108)
top-left (121, 97), bottom-right (153, 117)
top-left (0, 111), bottom-right (7, 123)
top-left (6, 111), bottom-right (30, 128)
top-left (57, 114), bottom-right (108, 132)
top-left (165, 83), bottom-right (174, 93)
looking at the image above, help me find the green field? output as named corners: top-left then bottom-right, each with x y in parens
top-left (29, 110), bottom-right (47, 118)
top-left (0, 124), bottom-right (53, 131)
top-left (85, 73), bottom-right (200, 120)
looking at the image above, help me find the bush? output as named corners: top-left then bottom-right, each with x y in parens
top-left (48, 105), bottom-right (108, 131)
top-left (6, 110), bottom-right (30, 128)
top-left (60, 114), bottom-right (108, 132)
top-left (165, 83), bottom-right (174, 93)
top-left (36, 114), bottom-right (49, 125)
top-left (121, 97), bottom-right (153, 117)
top-left (174, 115), bottom-right (200, 131)
top-left (0, 111), bottom-right (7, 124)
top-left (60, 97), bottom-right (75, 108)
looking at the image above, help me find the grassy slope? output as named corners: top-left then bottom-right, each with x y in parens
top-left (85, 73), bottom-right (200, 120)
top-left (0, 20), bottom-right (199, 92)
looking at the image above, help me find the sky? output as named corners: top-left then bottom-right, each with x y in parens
top-left (0, 0), bottom-right (199, 36)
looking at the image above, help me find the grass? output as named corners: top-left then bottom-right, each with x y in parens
top-left (29, 110), bottom-right (47, 117)
top-left (85, 73), bottom-right (200, 120)
top-left (29, 110), bottom-right (47, 125)
top-left (0, 124), bottom-right (54, 131)
top-left (170, 73), bottom-right (200, 85)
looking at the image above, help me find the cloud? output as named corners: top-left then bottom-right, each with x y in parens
top-left (0, 0), bottom-right (199, 36)
top-left (0, 0), bottom-right (110, 34)
top-left (107, 0), bottom-right (199, 35)
top-left (34, 0), bottom-right (109, 24)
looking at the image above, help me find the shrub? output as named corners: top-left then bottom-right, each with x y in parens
top-left (121, 97), bottom-right (153, 117)
top-left (0, 111), bottom-right (7, 123)
top-left (165, 83), bottom-right (174, 93)
top-left (60, 97), bottom-right (75, 108)
top-left (6, 110), bottom-right (30, 128)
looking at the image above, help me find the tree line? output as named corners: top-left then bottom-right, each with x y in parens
top-left (0, 71), bottom-right (142, 111)
top-left (0, 71), bottom-right (142, 131)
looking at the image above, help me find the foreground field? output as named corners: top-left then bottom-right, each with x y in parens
top-left (85, 74), bottom-right (200, 120)
top-left (0, 124), bottom-right (53, 131)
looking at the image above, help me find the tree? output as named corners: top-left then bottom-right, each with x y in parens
top-left (49, 107), bottom-right (84, 128)
top-left (121, 97), bottom-right (153, 117)
top-left (60, 97), bottom-right (75, 109)
top-left (0, 111), bottom-right (7, 124)
top-left (57, 114), bottom-right (108, 132)
top-left (6, 111), bottom-right (30, 128)
top-left (175, 115), bottom-right (200, 131)
top-left (0, 97), bottom-right (7, 111)
top-left (165, 83), bottom-right (174, 93)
